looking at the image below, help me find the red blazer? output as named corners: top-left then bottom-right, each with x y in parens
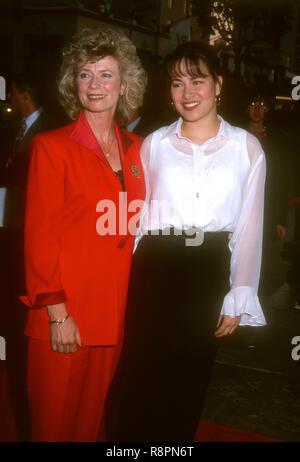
top-left (21, 111), bottom-right (145, 346)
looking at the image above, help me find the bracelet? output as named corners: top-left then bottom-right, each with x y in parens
top-left (49, 314), bottom-right (70, 326)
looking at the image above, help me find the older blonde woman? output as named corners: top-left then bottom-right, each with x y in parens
top-left (20, 27), bottom-right (147, 442)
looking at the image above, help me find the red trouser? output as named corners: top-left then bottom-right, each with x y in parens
top-left (27, 337), bottom-right (121, 442)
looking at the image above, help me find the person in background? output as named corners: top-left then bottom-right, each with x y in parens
top-left (5, 75), bottom-right (53, 290)
top-left (126, 107), bottom-right (142, 133)
top-left (246, 93), bottom-right (292, 304)
top-left (287, 149), bottom-right (300, 311)
top-left (105, 41), bottom-right (266, 442)
top-left (6, 76), bottom-right (48, 156)
top-left (125, 102), bottom-right (160, 138)
top-left (2, 75), bottom-right (53, 441)
top-left (20, 27), bottom-right (147, 442)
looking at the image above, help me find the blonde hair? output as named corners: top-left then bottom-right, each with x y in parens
top-left (58, 27), bottom-right (147, 125)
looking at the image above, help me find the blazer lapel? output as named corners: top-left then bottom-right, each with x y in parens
top-left (115, 124), bottom-right (133, 159)
top-left (69, 112), bottom-right (144, 197)
top-left (116, 126), bottom-right (144, 199)
top-left (70, 111), bottom-right (109, 164)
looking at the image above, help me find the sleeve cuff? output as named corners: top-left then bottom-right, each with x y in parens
top-left (220, 286), bottom-right (266, 326)
top-left (19, 290), bottom-right (67, 308)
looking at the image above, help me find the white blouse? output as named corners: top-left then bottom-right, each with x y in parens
top-left (135, 116), bottom-right (266, 326)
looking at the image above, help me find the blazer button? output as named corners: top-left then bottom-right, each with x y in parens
top-left (117, 238), bottom-right (126, 248)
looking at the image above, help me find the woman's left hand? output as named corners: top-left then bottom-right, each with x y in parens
top-left (214, 315), bottom-right (241, 337)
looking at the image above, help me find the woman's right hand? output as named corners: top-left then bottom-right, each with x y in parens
top-left (47, 303), bottom-right (82, 354)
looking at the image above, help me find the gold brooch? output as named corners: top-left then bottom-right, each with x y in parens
top-left (130, 165), bottom-right (141, 178)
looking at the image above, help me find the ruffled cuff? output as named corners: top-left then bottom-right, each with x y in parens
top-left (220, 286), bottom-right (266, 326)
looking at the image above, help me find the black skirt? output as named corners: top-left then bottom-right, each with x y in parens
top-left (105, 231), bottom-right (230, 442)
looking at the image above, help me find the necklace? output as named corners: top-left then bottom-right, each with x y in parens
top-left (97, 131), bottom-right (115, 158)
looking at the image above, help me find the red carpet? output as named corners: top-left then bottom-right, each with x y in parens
top-left (0, 361), bottom-right (280, 443)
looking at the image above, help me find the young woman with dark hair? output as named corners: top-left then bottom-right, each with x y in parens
top-left (106, 41), bottom-right (266, 442)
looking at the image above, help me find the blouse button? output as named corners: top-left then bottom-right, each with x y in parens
top-left (117, 238), bottom-right (126, 248)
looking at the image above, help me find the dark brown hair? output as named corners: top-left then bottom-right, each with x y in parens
top-left (166, 41), bottom-right (222, 83)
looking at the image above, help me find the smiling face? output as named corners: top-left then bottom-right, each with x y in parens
top-left (170, 58), bottom-right (222, 124)
top-left (76, 55), bottom-right (126, 117)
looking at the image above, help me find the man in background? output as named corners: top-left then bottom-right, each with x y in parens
top-left (1, 74), bottom-right (53, 441)
top-left (4, 75), bottom-right (52, 233)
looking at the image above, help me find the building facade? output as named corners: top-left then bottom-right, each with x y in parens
top-left (0, 0), bottom-right (196, 81)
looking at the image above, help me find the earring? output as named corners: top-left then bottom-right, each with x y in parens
top-left (215, 95), bottom-right (221, 106)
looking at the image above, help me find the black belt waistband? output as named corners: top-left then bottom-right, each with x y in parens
top-left (144, 227), bottom-right (229, 237)
top-left (143, 227), bottom-right (229, 247)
